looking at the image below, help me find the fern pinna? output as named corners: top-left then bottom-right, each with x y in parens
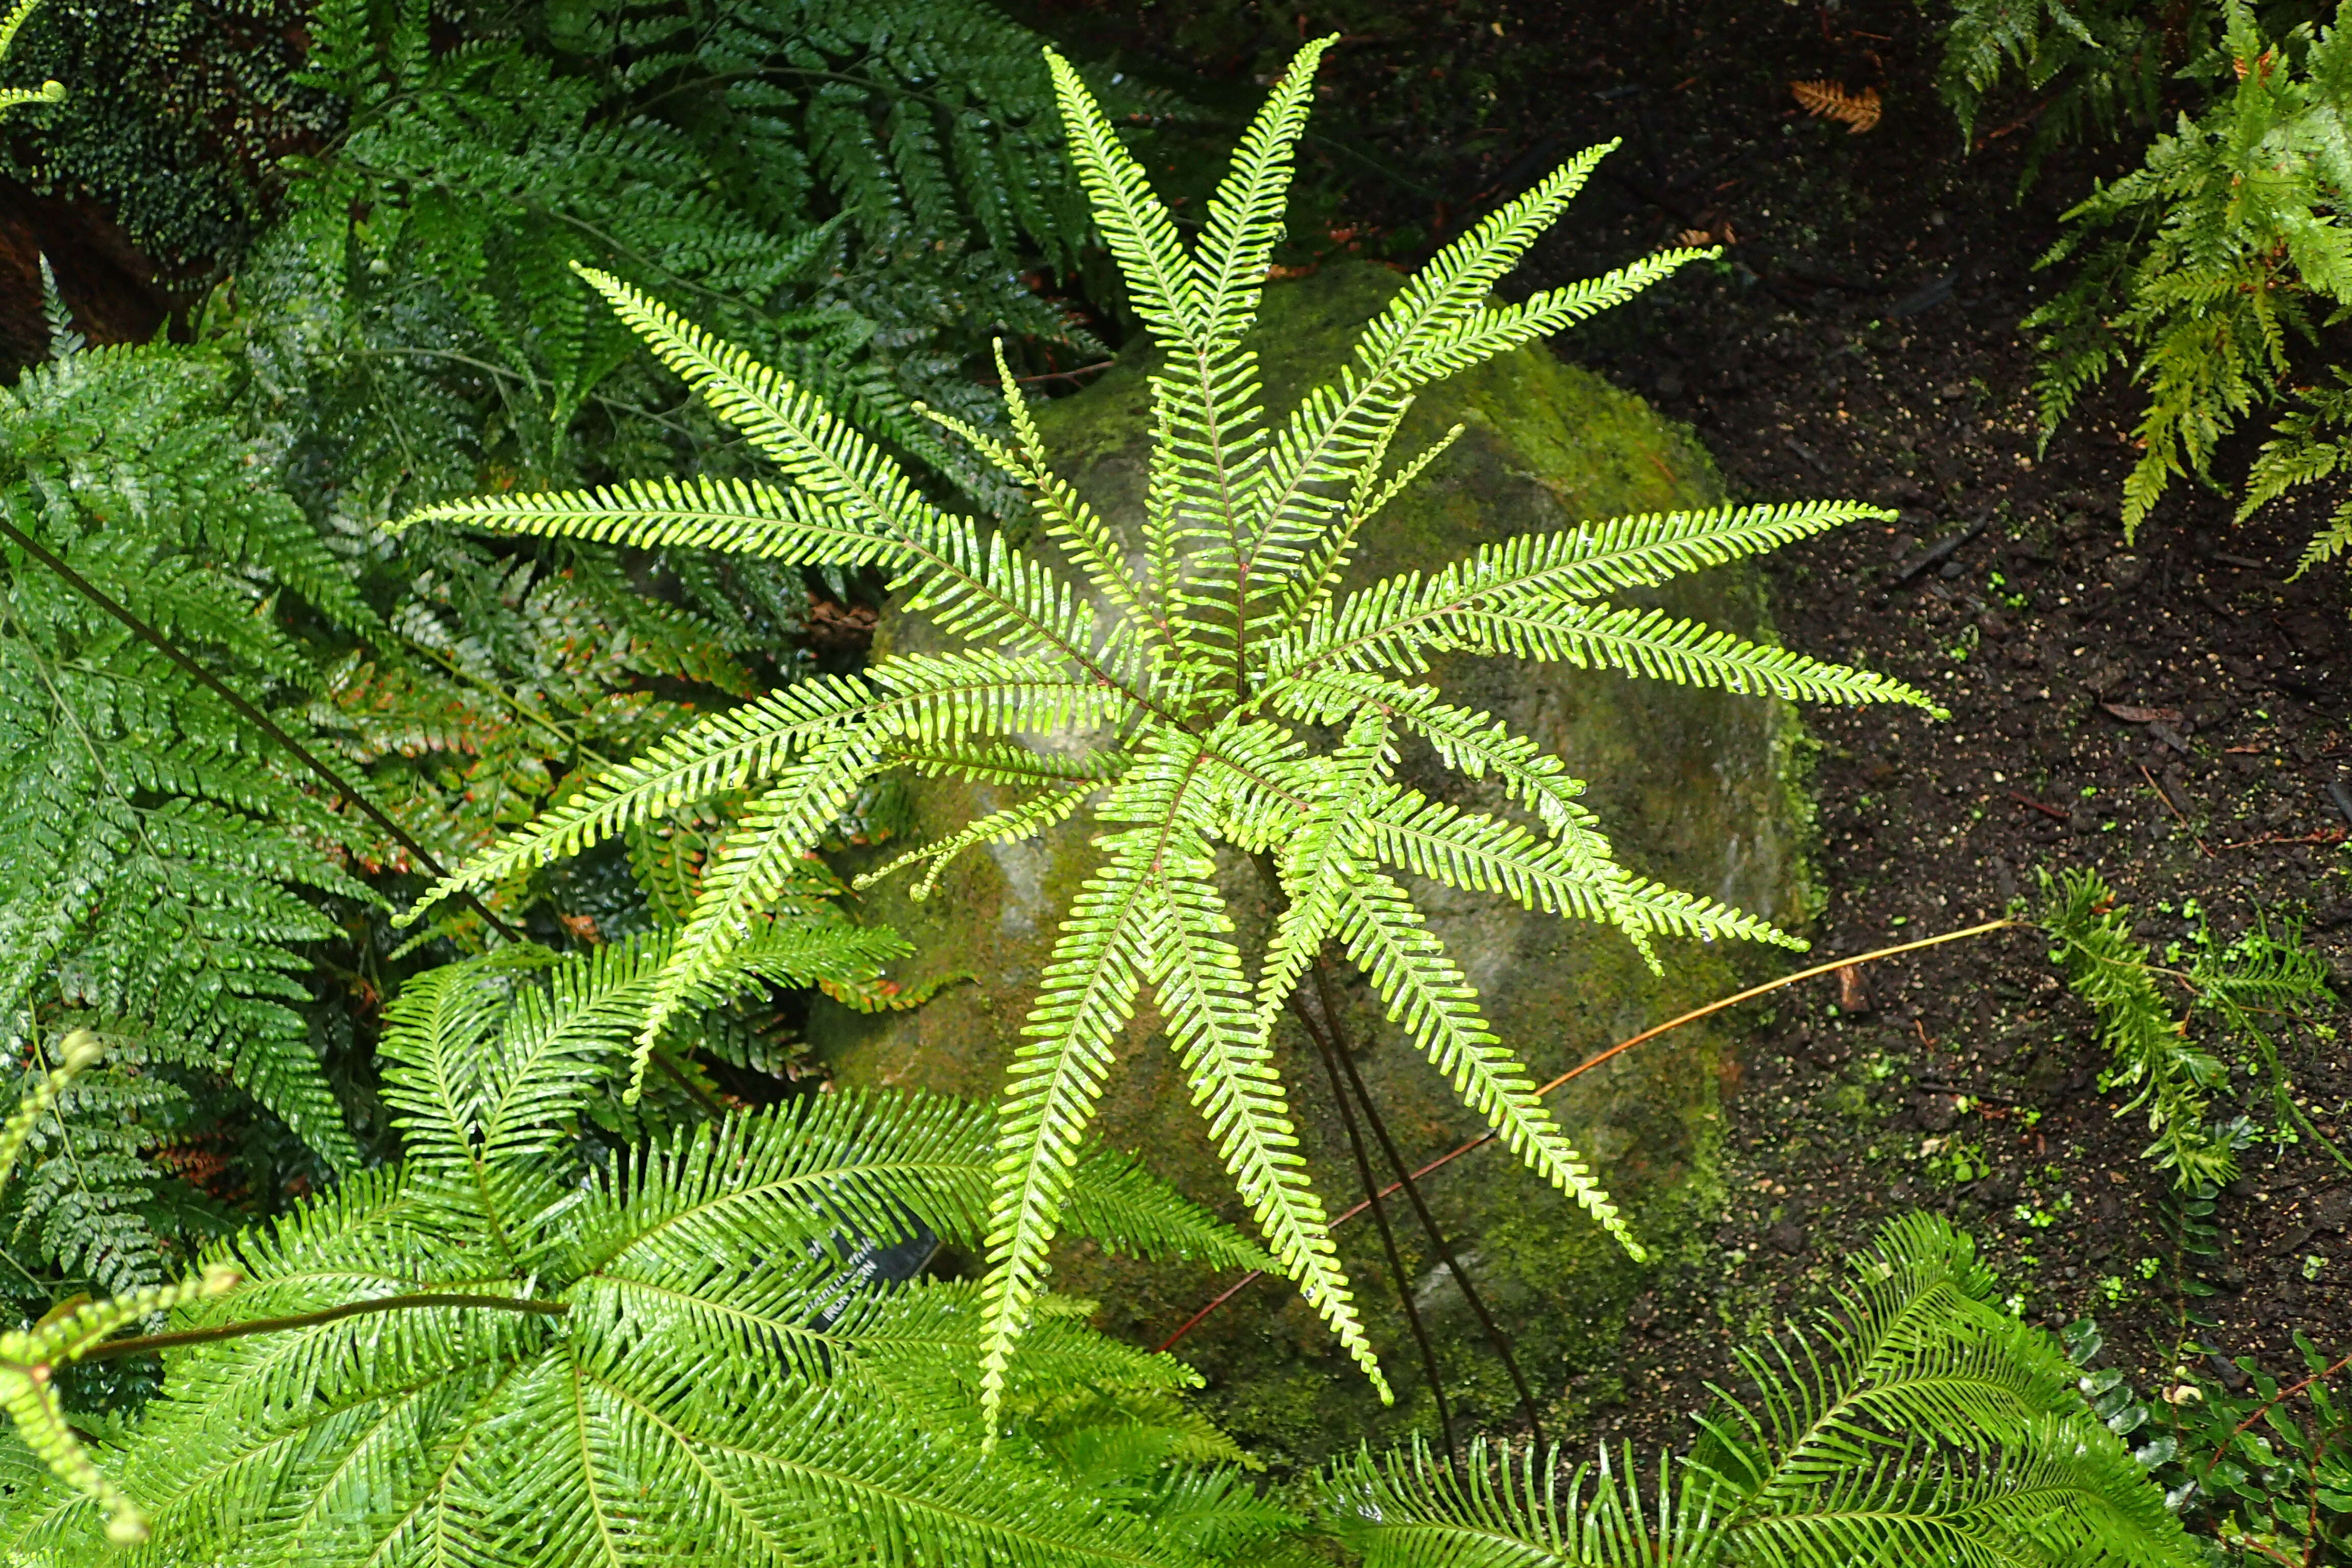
top-left (249, 0), bottom-right (1182, 517)
top-left (1326, 1213), bottom-right (2199, 1568)
top-left (0, 938), bottom-right (1288, 1563)
top-left (0, 0), bottom-right (60, 115)
top-left (398, 38), bottom-right (1940, 1428)
top-left (0, 317), bottom-right (375, 1193)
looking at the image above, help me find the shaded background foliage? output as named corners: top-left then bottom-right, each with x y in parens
top-left (0, 0), bottom-right (1193, 1350)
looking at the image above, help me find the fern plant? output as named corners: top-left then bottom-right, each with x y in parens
top-left (1937, 0), bottom-right (2186, 187)
top-left (397, 36), bottom-right (1940, 1426)
top-left (0, 1032), bottom-right (240, 1547)
top-left (2125, 1322), bottom-right (2352, 1567)
top-left (0, 938), bottom-right (1289, 1564)
top-left (0, 282), bottom-right (381, 1183)
top-left (2039, 866), bottom-right (2340, 1190)
top-left (210, 0), bottom-right (1193, 930)
top-left (0, 1040), bottom-right (201, 1305)
top-left (0, 0), bottom-right (389, 1316)
top-left (0, 0), bottom-right (968, 1292)
top-left (1324, 1212), bottom-right (2199, 1567)
top-left (0, 0), bottom-right (328, 272)
top-left (1928, 0), bottom-right (2340, 188)
top-left (235, 0), bottom-right (1183, 520)
top-left (2022, 0), bottom-right (2352, 559)
top-left (0, 0), bottom-right (817, 1233)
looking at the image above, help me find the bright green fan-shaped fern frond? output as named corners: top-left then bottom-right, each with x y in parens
top-left (0, 946), bottom-right (1282, 1566)
top-left (1324, 1213), bottom-right (2199, 1568)
top-left (396, 38), bottom-right (1941, 1433)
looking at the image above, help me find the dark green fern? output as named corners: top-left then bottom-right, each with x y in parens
top-left (2, 0), bottom-right (945, 1247)
top-left (0, 0), bottom-right (316, 270)
top-left (1935, 0), bottom-right (2196, 190)
top-left (2016, 0), bottom-right (2352, 557)
top-left (2238, 364), bottom-right (2352, 570)
top-left (234, 0), bottom-right (1185, 521)
top-left (0, 330), bottom-right (376, 1179)
top-left (0, 938), bottom-right (1286, 1563)
top-left (1, 1063), bottom-right (192, 1300)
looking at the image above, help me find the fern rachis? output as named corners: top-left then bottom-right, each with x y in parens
top-left (398, 36), bottom-right (1941, 1431)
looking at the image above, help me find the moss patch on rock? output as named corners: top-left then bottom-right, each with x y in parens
top-left (810, 262), bottom-right (1815, 1465)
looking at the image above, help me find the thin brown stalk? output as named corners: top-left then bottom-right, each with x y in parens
top-left (1293, 988), bottom-right (1458, 1472)
top-left (1309, 957), bottom-right (1546, 1449)
top-left (1158, 916), bottom-right (2022, 1352)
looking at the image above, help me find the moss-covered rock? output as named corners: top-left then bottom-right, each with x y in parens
top-left (810, 262), bottom-right (1812, 1462)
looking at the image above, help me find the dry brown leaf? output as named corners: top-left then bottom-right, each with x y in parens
top-left (1791, 79), bottom-right (1881, 134)
top-left (2101, 702), bottom-right (2185, 725)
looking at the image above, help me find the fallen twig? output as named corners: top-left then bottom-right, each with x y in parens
top-left (2203, 1349), bottom-right (2352, 1483)
top-left (2328, 777), bottom-right (2352, 830)
top-left (1783, 434), bottom-right (1831, 474)
top-left (2010, 790), bottom-right (2069, 822)
top-left (982, 360), bottom-right (1115, 387)
top-left (1975, 96), bottom-right (2057, 147)
top-left (1894, 518), bottom-right (1989, 583)
top-left (2214, 828), bottom-right (2347, 850)
top-left (2140, 763), bottom-right (2213, 857)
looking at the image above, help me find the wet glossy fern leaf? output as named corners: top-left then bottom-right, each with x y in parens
top-left (244, 0), bottom-right (1188, 519)
top-left (398, 36), bottom-right (1940, 1430)
top-left (0, 944), bottom-right (1284, 1562)
top-left (0, 334), bottom-right (372, 1180)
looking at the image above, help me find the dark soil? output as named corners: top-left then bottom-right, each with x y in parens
top-left (1019, 0), bottom-right (2352, 1451)
top-left (0, 174), bottom-right (174, 374)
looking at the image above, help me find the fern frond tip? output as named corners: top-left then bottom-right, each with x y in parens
top-left (56, 1030), bottom-right (103, 1073)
